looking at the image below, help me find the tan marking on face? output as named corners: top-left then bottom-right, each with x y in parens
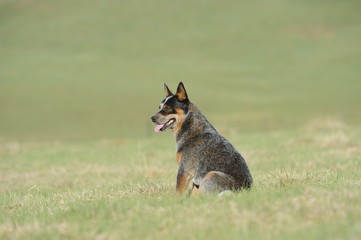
top-left (154, 111), bottom-right (177, 128)
top-left (172, 109), bottom-right (186, 136)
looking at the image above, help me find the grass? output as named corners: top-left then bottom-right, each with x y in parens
top-left (1, 118), bottom-right (361, 239)
top-left (1, 0), bottom-right (361, 239)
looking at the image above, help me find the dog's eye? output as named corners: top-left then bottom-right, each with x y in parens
top-left (160, 106), bottom-right (173, 114)
top-left (163, 106), bottom-right (172, 112)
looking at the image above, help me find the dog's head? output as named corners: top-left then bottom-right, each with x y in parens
top-left (151, 82), bottom-right (190, 132)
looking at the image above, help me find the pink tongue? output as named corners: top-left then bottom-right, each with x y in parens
top-left (154, 124), bottom-right (165, 132)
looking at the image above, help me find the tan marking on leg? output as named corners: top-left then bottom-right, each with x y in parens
top-left (203, 171), bottom-right (217, 180)
top-left (176, 152), bottom-right (182, 165)
top-left (199, 171), bottom-right (236, 194)
top-left (176, 173), bottom-right (190, 195)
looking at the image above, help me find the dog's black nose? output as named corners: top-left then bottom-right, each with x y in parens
top-left (151, 115), bottom-right (156, 122)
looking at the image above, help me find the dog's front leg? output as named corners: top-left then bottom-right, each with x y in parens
top-left (176, 165), bottom-right (192, 195)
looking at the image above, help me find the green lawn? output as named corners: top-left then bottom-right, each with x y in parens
top-left (1, 0), bottom-right (361, 239)
top-left (1, 119), bottom-right (361, 239)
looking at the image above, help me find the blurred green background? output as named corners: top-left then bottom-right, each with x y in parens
top-left (1, 0), bottom-right (360, 141)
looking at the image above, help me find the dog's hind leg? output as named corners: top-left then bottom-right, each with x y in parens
top-left (196, 171), bottom-right (236, 195)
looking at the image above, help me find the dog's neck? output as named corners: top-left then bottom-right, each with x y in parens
top-left (174, 103), bottom-right (217, 149)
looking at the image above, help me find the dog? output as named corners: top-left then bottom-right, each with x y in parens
top-left (151, 82), bottom-right (253, 195)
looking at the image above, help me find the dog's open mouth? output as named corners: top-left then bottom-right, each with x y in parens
top-left (154, 118), bottom-right (176, 132)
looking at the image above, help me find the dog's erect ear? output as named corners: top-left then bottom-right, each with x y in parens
top-left (164, 83), bottom-right (173, 97)
top-left (175, 82), bottom-right (188, 102)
